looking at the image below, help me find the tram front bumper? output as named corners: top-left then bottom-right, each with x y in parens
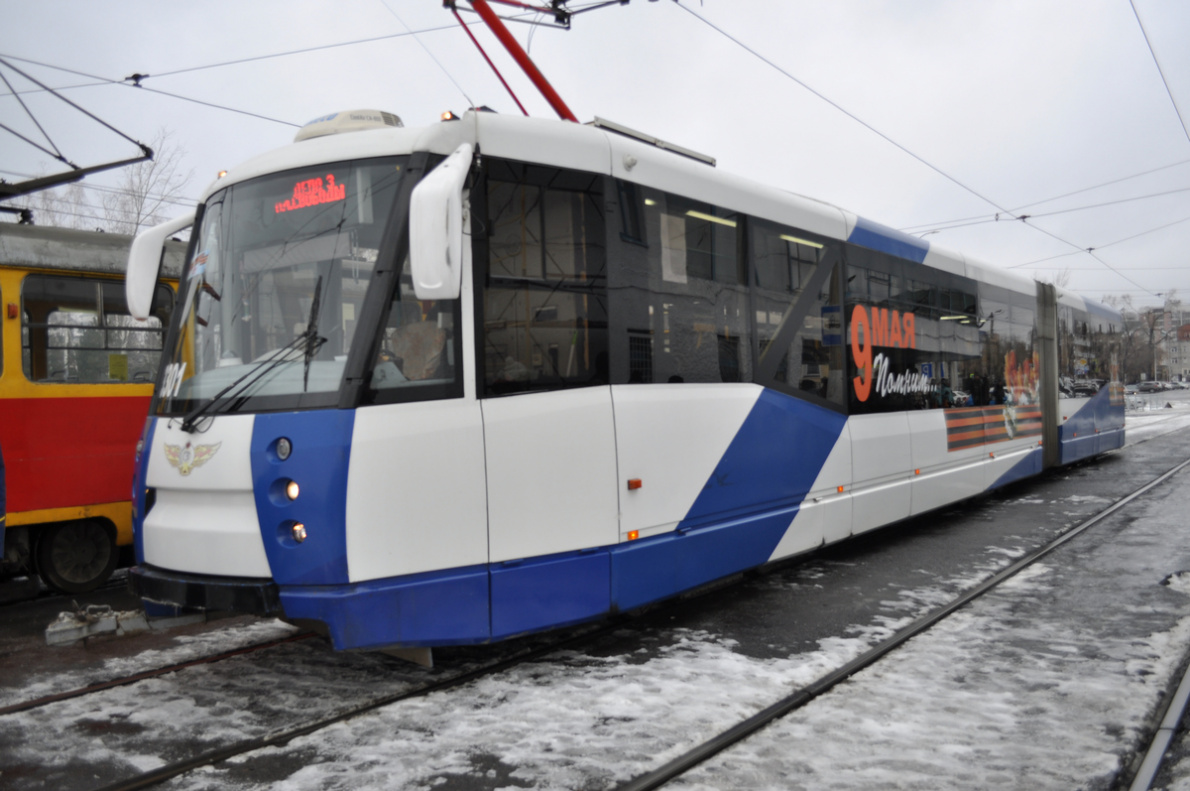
top-left (130, 564), bottom-right (282, 616)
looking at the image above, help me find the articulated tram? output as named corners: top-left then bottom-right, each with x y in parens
top-left (126, 110), bottom-right (1123, 659)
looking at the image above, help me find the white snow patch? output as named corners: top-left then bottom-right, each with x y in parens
top-left (1166, 572), bottom-right (1190, 596)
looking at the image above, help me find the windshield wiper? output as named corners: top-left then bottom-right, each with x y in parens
top-left (303, 275), bottom-right (324, 392)
top-left (179, 279), bottom-right (327, 432)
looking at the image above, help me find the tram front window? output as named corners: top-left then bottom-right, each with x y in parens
top-left (158, 157), bottom-right (408, 415)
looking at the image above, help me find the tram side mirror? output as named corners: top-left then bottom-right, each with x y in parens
top-left (127, 212), bottom-right (194, 320)
top-left (410, 142), bottom-right (473, 300)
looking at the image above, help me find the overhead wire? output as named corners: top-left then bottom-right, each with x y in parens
top-left (905, 184), bottom-right (1190, 238)
top-left (0, 56), bottom-right (150, 153)
top-left (0, 66), bottom-right (72, 166)
top-left (379, 2), bottom-right (478, 111)
top-left (1007, 214), bottom-right (1190, 269)
top-left (671, 1), bottom-right (1167, 299)
top-left (898, 156), bottom-right (1190, 233)
top-left (1130, 0), bottom-right (1190, 144)
top-left (0, 54), bottom-right (298, 128)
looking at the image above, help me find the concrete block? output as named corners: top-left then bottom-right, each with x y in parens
top-left (46, 611), bottom-right (117, 646)
top-left (115, 611), bottom-right (150, 635)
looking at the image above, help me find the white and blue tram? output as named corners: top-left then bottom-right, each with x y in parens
top-left (125, 109), bottom-right (1124, 655)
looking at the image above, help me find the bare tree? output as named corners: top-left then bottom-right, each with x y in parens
top-left (23, 180), bottom-right (102, 230)
top-left (1034, 267), bottom-right (1072, 289)
top-left (100, 129), bottom-right (193, 236)
top-left (18, 128), bottom-right (192, 234)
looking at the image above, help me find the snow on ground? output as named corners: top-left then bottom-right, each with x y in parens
top-left (1126, 399), bottom-right (1190, 446)
top-left (0, 618), bottom-right (300, 710)
top-left (149, 442), bottom-right (1190, 790)
top-left (669, 479), bottom-right (1190, 789)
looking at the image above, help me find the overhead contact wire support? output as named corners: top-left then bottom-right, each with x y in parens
top-left (466, 0), bottom-right (578, 122)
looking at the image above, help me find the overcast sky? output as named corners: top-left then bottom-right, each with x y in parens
top-left (3, 0), bottom-right (1188, 306)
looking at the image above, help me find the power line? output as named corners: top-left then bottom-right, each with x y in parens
top-left (1008, 214), bottom-right (1190, 269)
top-left (899, 156), bottom-right (1190, 232)
top-left (673, 3), bottom-right (1013, 219)
top-left (672, 2), bottom-right (1164, 300)
top-left (150, 24), bottom-right (466, 79)
top-left (0, 53), bottom-right (297, 128)
top-left (911, 185), bottom-right (1190, 238)
top-left (1130, 0), bottom-right (1190, 144)
top-left (0, 20), bottom-right (474, 99)
top-left (379, 3), bottom-right (476, 110)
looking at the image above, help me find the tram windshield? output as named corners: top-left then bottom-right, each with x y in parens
top-left (157, 157), bottom-right (409, 415)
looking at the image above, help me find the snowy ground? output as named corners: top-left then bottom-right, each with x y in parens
top-left (2, 410), bottom-right (1189, 791)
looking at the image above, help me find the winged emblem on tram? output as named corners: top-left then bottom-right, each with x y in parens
top-left (164, 441), bottom-right (222, 476)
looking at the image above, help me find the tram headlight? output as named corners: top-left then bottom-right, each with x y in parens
top-left (292, 522), bottom-right (307, 543)
top-left (276, 437), bottom-right (292, 461)
top-left (286, 480), bottom-right (300, 501)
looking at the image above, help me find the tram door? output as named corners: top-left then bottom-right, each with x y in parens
top-left (478, 161), bottom-right (619, 638)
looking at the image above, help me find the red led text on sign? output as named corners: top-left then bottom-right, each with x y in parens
top-left (274, 174), bottom-right (346, 214)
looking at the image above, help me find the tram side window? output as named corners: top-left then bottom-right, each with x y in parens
top-left (367, 252), bottom-right (462, 403)
top-left (1058, 304), bottom-right (1117, 390)
top-left (750, 218), bottom-right (845, 405)
top-left (481, 160), bottom-right (608, 395)
top-left (973, 286), bottom-right (1037, 407)
top-left (21, 275), bottom-right (173, 383)
top-left (606, 181), bottom-right (750, 385)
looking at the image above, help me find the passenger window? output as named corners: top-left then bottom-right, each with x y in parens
top-left (481, 161), bottom-right (608, 395)
top-left (750, 219), bottom-right (845, 405)
top-left (21, 275), bottom-right (171, 383)
top-left (606, 182), bottom-right (749, 385)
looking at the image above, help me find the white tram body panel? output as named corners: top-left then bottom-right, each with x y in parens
top-left (142, 414), bottom-right (269, 578)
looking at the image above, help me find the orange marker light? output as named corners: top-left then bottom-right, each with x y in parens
top-left (627, 479), bottom-right (642, 490)
top-left (915, 469), bottom-right (921, 476)
top-left (628, 530), bottom-right (639, 541)
top-left (837, 485), bottom-right (845, 493)
top-left (989, 452), bottom-right (995, 458)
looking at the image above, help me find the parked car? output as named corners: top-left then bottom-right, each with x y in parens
top-left (1138, 381), bottom-right (1162, 393)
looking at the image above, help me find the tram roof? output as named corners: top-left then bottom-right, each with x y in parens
top-left (203, 110), bottom-right (1119, 322)
top-left (0, 222), bottom-right (186, 280)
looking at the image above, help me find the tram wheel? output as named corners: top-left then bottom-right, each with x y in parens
top-left (36, 520), bottom-right (118, 594)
